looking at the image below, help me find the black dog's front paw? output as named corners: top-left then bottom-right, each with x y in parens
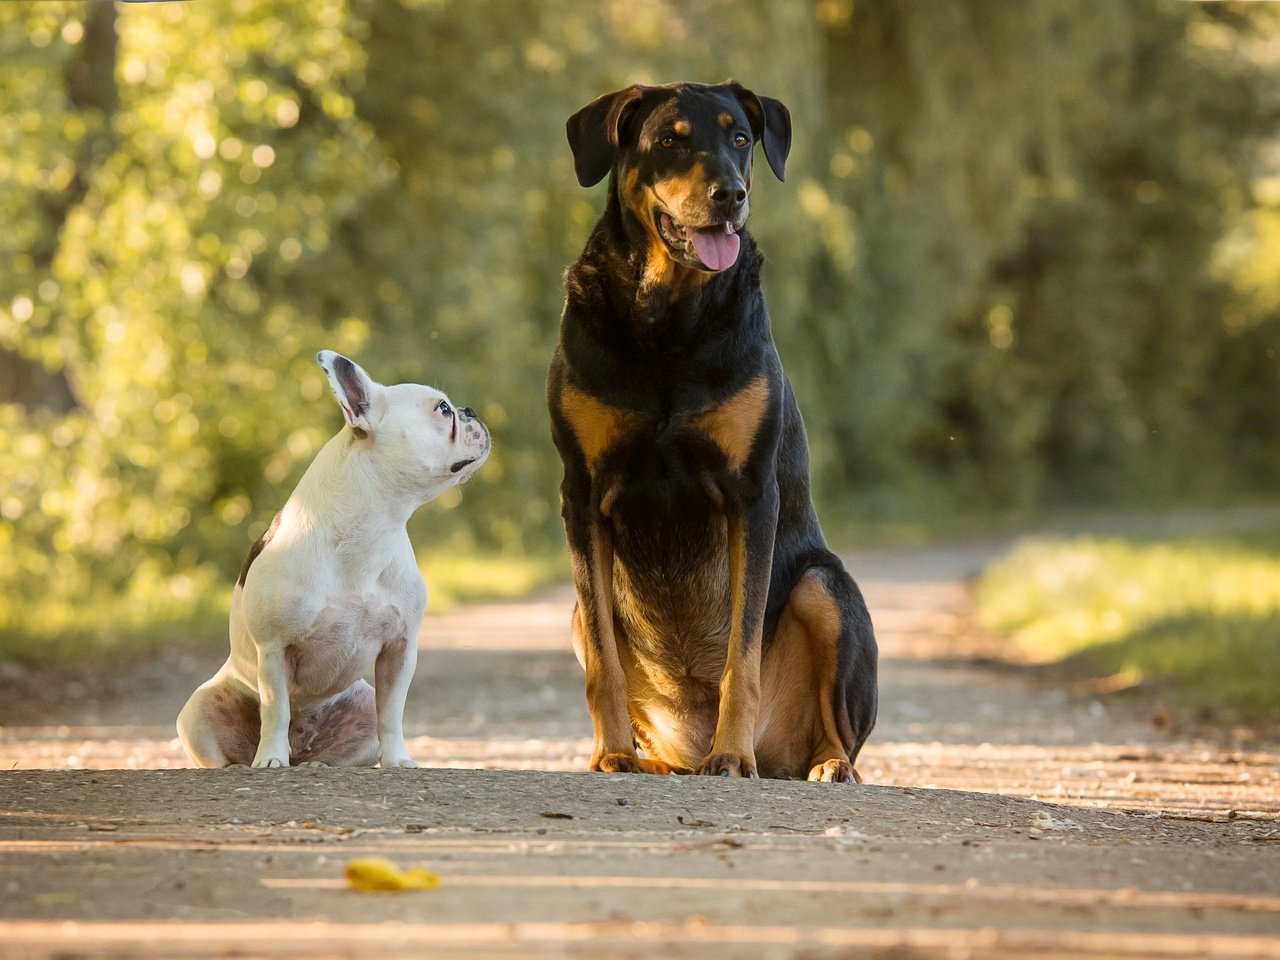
top-left (807, 758), bottom-right (862, 783)
top-left (592, 752), bottom-right (682, 775)
top-left (698, 752), bottom-right (758, 779)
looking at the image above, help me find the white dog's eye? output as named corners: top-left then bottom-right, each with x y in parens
top-left (436, 400), bottom-right (452, 417)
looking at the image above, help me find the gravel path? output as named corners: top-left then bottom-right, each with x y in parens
top-left (1, 540), bottom-right (1277, 958)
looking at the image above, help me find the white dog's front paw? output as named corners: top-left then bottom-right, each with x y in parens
top-left (379, 753), bottom-right (419, 769)
top-left (251, 755), bottom-right (288, 769)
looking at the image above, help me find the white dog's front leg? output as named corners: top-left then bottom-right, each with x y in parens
top-left (374, 636), bottom-right (418, 768)
top-left (252, 646), bottom-right (292, 768)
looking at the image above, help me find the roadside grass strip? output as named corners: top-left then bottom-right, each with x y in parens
top-left (978, 533), bottom-right (1280, 719)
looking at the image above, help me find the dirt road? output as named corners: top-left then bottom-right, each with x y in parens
top-left (1, 541), bottom-right (1278, 958)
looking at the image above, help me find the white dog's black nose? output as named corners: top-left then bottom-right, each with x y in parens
top-left (460, 406), bottom-right (477, 419)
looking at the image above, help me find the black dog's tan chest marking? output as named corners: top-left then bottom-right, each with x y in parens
top-left (559, 384), bottom-right (634, 472)
top-left (696, 376), bottom-right (770, 471)
top-left (561, 376), bottom-right (771, 482)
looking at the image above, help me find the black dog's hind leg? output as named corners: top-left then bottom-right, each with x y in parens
top-left (757, 562), bottom-right (877, 782)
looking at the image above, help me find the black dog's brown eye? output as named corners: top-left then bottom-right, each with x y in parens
top-left (659, 134), bottom-right (676, 148)
top-left (734, 132), bottom-right (749, 147)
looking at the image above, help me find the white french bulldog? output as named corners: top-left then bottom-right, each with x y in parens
top-left (177, 350), bottom-right (489, 768)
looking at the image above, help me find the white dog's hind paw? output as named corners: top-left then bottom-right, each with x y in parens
top-left (251, 756), bottom-right (287, 769)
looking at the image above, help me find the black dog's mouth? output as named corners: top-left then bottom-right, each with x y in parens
top-left (656, 211), bottom-right (742, 272)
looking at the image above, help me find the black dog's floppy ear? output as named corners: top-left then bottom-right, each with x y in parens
top-left (566, 85), bottom-right (646, 188)
top-left (317, 349), bottom-right (381, 438)
top-left (729, 82), bottom-right (792, 182)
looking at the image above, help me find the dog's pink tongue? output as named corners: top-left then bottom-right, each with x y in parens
top-left (691, 225), bottom-right (740, 271)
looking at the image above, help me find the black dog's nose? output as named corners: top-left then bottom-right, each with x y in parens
top-left (709, 179), bottom-right (748, 215)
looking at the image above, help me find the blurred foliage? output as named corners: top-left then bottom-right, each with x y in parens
top-left (979, 532), bottom-right (1280, 719)
top-left (1, 1), bottom-right (1279, 657)
top-left (421, 552), bottom-right (567, 612)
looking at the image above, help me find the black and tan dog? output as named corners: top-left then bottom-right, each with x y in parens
top-left (548, 81), bottom-right (877, 782)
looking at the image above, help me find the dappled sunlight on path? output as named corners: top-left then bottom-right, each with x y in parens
top-left (2, 541), bottom-right (1277, 819)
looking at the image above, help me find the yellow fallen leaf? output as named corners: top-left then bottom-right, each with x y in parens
top-left (343, 856), bottom-right (440, 892)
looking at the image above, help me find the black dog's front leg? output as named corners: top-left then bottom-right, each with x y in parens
top-left (562, 492), bottom-right (634, 771)
top-left (700, 485), bottom-right (778, 779)
top-left (563, 489), bottom-right (682, 775)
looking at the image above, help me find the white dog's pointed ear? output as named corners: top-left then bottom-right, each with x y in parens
top-left (317, 350), bottom-right (381, 437)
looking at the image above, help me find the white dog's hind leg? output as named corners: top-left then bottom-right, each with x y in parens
top-left (177, 673), bottom-right (260, 767)
top-left (252, 646), bottom-right (292, 768)
top-left (374, 636), bottom-right (419, 768)
top-left (291, 681), bottom-right (379, 766)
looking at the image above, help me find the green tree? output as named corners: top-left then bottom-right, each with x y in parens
top-left (0, 0), bottom-right (1277, 656)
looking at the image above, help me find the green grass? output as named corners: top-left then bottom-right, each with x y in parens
top-left (978, 532), bottom-right (1280, 719)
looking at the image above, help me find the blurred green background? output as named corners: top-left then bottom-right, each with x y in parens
top-left (3, 0), bottom-right (1280, 659)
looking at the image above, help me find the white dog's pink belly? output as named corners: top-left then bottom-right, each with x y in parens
top-left (285, 604), bottom-right (408, 703)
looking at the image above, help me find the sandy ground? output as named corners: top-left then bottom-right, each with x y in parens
top-left (1, 540), bottom-right (1278, 958)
